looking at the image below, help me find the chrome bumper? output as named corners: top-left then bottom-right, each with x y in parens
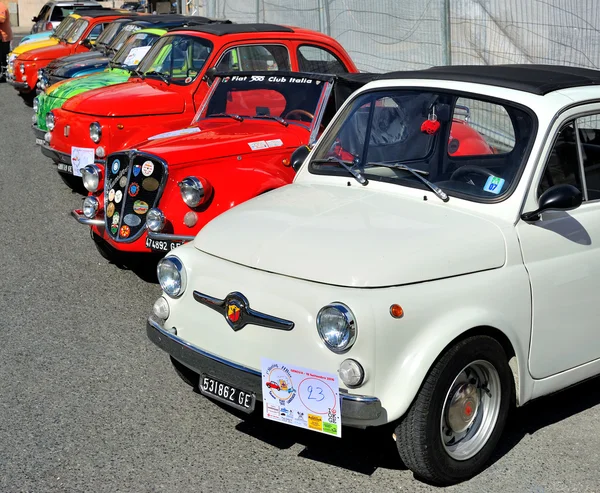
top-left (41, 141), bottom-right (71, 166)
top-left (147, 315), bottom-right (383, 423)
top-left (32, 123), bottom-right (45, 142)
top-left (8, 79), bottom-right (29, 91)
top-left (147, 231), bottom-right (195, 242)
top-left (71, 209), bottom-right (104, 227)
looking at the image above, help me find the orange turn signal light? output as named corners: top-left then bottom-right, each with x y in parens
top-left (390, 304), bottom-right (404, 319)
top-left (117, 124), bottom-right (124, 130)
top-left (282, 158), bottom-right (290, 167)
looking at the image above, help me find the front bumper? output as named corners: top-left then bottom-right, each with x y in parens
top-left (147, 315), bottom-right (383, 424)
top-left (32, 123), bottom-right (45, 143)
top-left (8, 78), bottom-right (30, 91)
top-left (147, 231), bottom-right (195, 243)
top-left (71, 209), bottom-right (104, 227)
top-left (40, 141), bottom-right (71, 167)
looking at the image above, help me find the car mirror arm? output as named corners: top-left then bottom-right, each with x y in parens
top-left (520, 183), bottom-right (583, 222)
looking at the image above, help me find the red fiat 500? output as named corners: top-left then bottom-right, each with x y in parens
top-left (70, 71), bottom-right (354, 257)
top-left (9, 10), bottom-right (136, 98)
top-left (43, 23), bottom-right (357, 187)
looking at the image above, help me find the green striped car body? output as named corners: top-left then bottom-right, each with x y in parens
top-left (36, 28), bottom-right (166, 131)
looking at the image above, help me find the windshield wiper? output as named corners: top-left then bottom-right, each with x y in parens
top-left (367, 162), bottom-right (448, 202)
top-left (312, 157), bottom-right (368, 186)
top-left (252, 114), bottom-right (288, 127)
top-left (145, 70), bottom-right (170, 85)
top-left (208, 113), bottom-right (244, 122)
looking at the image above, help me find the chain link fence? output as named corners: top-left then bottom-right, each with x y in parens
top-left (187, 0), bottom-right (600, 73)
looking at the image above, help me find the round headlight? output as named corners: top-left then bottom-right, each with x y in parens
top-left (157, 256), bottom-right (186, 298)
top-left (152, 296), bottom-right (170, 320)
top-left (19, 63), bottom-right (25, 74)
top-left (46, 112), bottom-right (55, 131)
top-left (146, 208), bottom-right (165, 232)
top-left (33, 97), bottom-right (39, 113)
top-left (316, 303), bottom-right (357, 353)
top-left (81, 164), bottom-right (102, 192)
top-left (179, 176), bottom-right (206, 208)
top-left (90, 122), bottom-right (102, 143)
top-left (82, 196), bottom-right (99, 219)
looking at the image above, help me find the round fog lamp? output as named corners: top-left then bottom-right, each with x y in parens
top-left (157, 256), bottom-right (186, 298)
top-left (90, 122), bottom-right (102, 143)
top-left (46, 112), bottom-right (55, 131)
top-left (81, 165), bottom-right (102, 192)
top-left (339, 359), bottom-right (364, 387)
top-left (44, 132), bottom-right (52, 143)
top-left (146, 208), bottom-right (165, 232)
top-left (179, 176), bottom-right (205, 207)
top-left (152, 296), bottom-right (170, 320)
top-left (82, 196), bottom-right (99, 219)
top-left (316, 303), bottom-right (357, 353)
top-left (95, 146), bottom-right (105, 158)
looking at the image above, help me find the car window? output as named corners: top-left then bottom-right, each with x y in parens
top-left (66, 19), bottom-right (89, 43)
top-left (96, 20), bottom-right (122, 47)
top-left (215, 45), bottom-right (290, 72)
top-left (576, 115), bottom-right (600, 200)
top-left (38, 5), bottom-right (51, 21)
top-left (297, 45), bottom-right (347, 74)
top-left (113, 31), bottom-right (159, 67)
top-left (50, 7), bottom-right (75, 22)
top-left (86, 23), bottom-right (106, 42)
top-left (110, 23), bottom-right (142, 52)
top-left (53, 16), bottom-right (76, 38)
top-left (538, 123), bottom-right (581, 197)
top-left (311, 89), bottom-right (535, 202)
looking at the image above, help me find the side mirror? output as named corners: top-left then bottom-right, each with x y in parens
top-left (203, 67), bottom-right (217, 86)
top-left (521, 184), bottom-right (582, 222)
top-left (32, 16), bottom-right (38, 22)
top-left (80, 39), bottom-right (93, 49)
top-left (290, 145), bottom-right (312, 172)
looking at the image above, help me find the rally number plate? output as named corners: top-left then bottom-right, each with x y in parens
top-left (200, 375), bottom-right (255, 413)
top-left (145, 236), bottom-right (184, 252)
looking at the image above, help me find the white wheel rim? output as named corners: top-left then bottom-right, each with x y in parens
top-left (440, 359), bottom-right (502, 461)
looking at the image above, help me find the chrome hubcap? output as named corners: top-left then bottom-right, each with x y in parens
top-left (441, 360), bottom-right (501, 460)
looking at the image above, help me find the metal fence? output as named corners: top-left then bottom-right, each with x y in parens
top-left (186, 0), bottom-right (600, 73)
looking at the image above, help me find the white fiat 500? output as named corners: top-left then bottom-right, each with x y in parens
top-left (147, 65), bottom-right (600, 484)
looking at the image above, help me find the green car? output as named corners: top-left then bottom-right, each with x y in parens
top-left (32, 27), bottom-right (165, 141)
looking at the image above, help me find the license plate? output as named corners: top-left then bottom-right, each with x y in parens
top-left (200, 374), bottom-right (255, 413)
top-left (145, 236), bottom-right (184, 252)
top-left (57, 162), bottom-right (73, 174)
top-left (35, 138), bottom-right (44, 146)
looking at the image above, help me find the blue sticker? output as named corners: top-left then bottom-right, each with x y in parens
top-left (133, 164), bottom-right (141, 177)
top-left (484, 175), bottom-right (505, 195)
top-left (111, 159), bottom-right (120, 174)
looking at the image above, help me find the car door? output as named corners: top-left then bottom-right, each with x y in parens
top-left (516, 104), bottom-right (600, 379)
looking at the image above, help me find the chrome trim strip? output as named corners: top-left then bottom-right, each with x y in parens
top-left (147, 231), bottom-right (195, 242)
top-left (193, 290), bottom-right (294, 331)
top-left (71, 209), bottom-right (104, 227)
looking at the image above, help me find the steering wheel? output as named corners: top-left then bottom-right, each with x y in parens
top-left (284, 109), bottom-right (314, 122)
top-left (450, 165), bottom-right (497, 183)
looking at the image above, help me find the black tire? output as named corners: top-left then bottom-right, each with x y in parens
top-left (170, 356), bottom-right (199, 388)
top-left (58, 169), bottom-right (87, 194)
top-left (395, 335), bottom-right (513, 485)
top-left (19, 91), bottom-right (36, 107)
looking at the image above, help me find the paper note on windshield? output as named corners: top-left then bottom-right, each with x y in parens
top-left (261, 358), bottom-right (341, 437)
top-left (123, 46), bottom-right (152, 67)
top-left (70, 147), bottom-right (95, 177)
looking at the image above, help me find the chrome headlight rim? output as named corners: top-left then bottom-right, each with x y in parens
top-left (82, 196), bottom-right (99, 219)
top-left (178, 176), bottom-right (205, 208)
top-left (33, 97), bottom-right (39, 113)
top-left (81, 164), bottom-right (102, 192)
top-left (46, 111), bottom-right (55, 131)
top-left (90, 122), bottom-right (102, 143)
top-left (146, 208), bottom-right (165, 233)
top-left (157, 256), bottom-right (187, 299)
top-left (316, 302), bottom-right (357, 353)
top-left (19, 63), bottom-right (25, 74)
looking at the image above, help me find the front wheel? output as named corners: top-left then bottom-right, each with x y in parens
top-left (58, 169), bottom-right (87, 194)
top-left (395, 335), bottom-right (513, 485)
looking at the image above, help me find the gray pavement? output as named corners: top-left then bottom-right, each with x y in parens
top-left (0, 80), bottom-right (599, 493)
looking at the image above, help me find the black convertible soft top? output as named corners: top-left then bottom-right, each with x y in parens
top-left (169, 23), bottom-right (294, 36)
top-left (335, 65), bottom-right (600, 96)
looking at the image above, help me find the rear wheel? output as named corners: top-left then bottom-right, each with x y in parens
top-left (395, 335), bottom-right (512, 485)
top-left (170, 356), bottom-right (199, 388)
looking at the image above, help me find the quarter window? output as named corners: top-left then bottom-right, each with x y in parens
top-left (297, 45), bottom-right (347, 74)
top-left (215, 45), bottom-right (290, 72)
top-left (538, 123), bottom-right (581, 196)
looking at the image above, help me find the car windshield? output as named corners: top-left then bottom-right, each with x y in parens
top-left (111, 31), bottom-right (160, 68)
top-left (194, 74), bottom-right (328, 131)
top-left (310, 89), bottom-right (535, 201)
top-left (53, 16), bottom-right (77, 39)
top-left (95, 20), bottom-right (123, 49)
top-left (66, 18), bottom-right (89, 44)
top-left (136, 35), bottom-right (213, 85)
top-left (109, 23), bottom-right (142, 53)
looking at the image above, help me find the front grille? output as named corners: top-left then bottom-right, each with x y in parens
top-left (104, 152), bottom-right (168, 242)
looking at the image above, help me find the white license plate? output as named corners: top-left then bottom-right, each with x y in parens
top-left (145, 236), bottom-right (184, 252)
top-left (57, 162), bottom-right (73, 174)
top-left (200, 374), bottom-right (255, 413)
top-left (35, 138), bottom-right (44, 146)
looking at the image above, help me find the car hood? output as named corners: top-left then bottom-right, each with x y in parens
top-left (61, 80), bottom-right (185, 117)
top-left (194, 184), bottom-right (507, 288)
top-left (137, 120), bottom-right (306, 166)
top-left (12, 38), bottom-right (58, 55)
top-left (52, 56), bottom-right (110, 77)
top-left (19, 43), bottom-right (71, 62)
top-left (47, 51), bottom-right (107, 71)
top-left (46, 70), bottom-right (130, 101)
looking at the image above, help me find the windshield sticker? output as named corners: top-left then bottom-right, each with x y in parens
top-left (484, 175), bottom-right (506, 194)
top-left (123, 46), bottom-right (152, 67)
top-left (266, 139), bottom-right (283, 148)
top-left (147, 127), bottom-right (201, 141)
top-left (223, 75), bottom-right (315, 84)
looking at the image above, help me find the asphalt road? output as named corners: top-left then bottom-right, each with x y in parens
top-left (1, 81), bottom-right (600, 493)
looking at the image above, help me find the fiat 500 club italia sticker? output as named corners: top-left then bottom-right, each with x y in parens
top-left (261, 358), bottom-right (341, 437)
